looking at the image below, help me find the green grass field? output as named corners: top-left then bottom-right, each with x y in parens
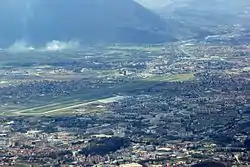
top-left (0, 73), bottom-right (196, 117)
top-left (6, 96), bottom-right (127, 116)
top-left (106, 45), bottom-right (164, 52)
top-left (145, 73), bottom-right (195, 82)
top-left (0, 79), bottom-right (165, 116)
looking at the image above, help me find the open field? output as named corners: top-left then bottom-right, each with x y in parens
top-left (145, 73), bottom-right (195, 82)
top-left (0, 71), bottom-right (196, 117)
top-left (106, 45), bottom-right (164, 52)
top-left (0, 77), bottom-right (168, 116)
top-left (1, 96), bottom-right (125, 116)
top-left (166, 73), bottom-right (195, 82)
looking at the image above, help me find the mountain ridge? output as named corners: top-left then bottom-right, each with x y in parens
top-left (136, 0), bottom-right (250, 41)
top-left (0, 0), bottom-right (171, 47)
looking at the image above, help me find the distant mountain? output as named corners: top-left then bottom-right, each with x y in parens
top-left (162, 0), bottom-right (250, 40)
top-left (0, 0), bottom-right (172, 47)
top-left (135, 0), bottom-right (172, 9)
top-left (137, 0), bottom-right (250, 41)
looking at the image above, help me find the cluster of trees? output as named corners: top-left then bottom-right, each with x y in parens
top-left (79, 137), bottom-right (129, 156)
top-left (191, 161), bottom-right (226, 167)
